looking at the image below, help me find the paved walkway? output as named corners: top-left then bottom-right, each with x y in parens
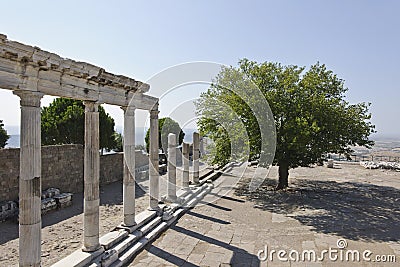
top-left (129, 163), bottom-right (400, 266)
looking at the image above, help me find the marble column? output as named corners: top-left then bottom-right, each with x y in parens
top-left (83, 101), bottom-right (101, 252)
top-left (14, 91), bottom-right (43, 267)
top-left (182, 142), bottom-right (190, 189)
top-left (149, 109), bottom-right (160, 211)
top-left (167, 133), bottom-right (177, 201)
top-left (193, 132), bottom-right (200, 184)
top-left (199, 136), bottom-right (205, 156)
top-left (122, 106), bottom-right (136, 226)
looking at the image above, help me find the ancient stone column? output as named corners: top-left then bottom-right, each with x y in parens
top-left (83, 101), bottom-right (101, 252)
top-left (199, 136), bottom-right (205, 156)
top-left (193, 132), bottom-right (200, 184)
top-left (167, 133), bottom-right (177, 201)
top-left (182, 142), bottom-right (190, 189)
top-left (149, 109), bottom-right (160, 211)
top-left (14, 91), bottom-right (43, 267)
top-left (122, 106), bottom-right (136, 226)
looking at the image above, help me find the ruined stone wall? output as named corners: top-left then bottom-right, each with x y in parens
top-left (0, 145), bottom-right (149, 202)
top-left (100, 152), bottom-right (122, 185)
top-left (42, 145), bottom-right (84, 196)
top-left (0, 148), bottom-right (19, 202)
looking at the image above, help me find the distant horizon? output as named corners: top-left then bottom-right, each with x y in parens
top-left (4, 125), bottom-right (399, 142)
top-left (4, 127), bottom-right (199, 148)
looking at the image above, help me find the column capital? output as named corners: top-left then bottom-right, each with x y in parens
top-left (13, 91), bottom-right (44, 107)
top-left (83, 101), bottom-right (99, 112)
top-left (121, 105), bottom-right (136, 116)
top-left (150, 109), bottom-right (159, 119)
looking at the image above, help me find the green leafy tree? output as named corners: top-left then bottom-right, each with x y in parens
top-left (196, 60), bottom-right (375, 189)
top-left (0, 120), bottom-right (10, 148)
top-left (41, 98), bottom-right (118, 151)
top-left (145, 117), bottom-right (185, 153)
top-left (113, 132), bottom-right (123, 152)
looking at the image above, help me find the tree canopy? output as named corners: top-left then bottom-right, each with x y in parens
top-left (145, 117), bottom-right (185, 153)
top-left (196, 59), bottom-right (375, 189)
top-left (0, 120), bottom-right (9, 148)
top-left (41, 98), bottom-right (119, 151)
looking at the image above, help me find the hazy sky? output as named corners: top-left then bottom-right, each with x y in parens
top-left (0, 0), bottom-right (399, 136)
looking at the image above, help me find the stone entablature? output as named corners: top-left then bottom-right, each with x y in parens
top-left (0, 34), bottom-right (156, 108)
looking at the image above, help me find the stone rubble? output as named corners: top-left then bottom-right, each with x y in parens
top-left (0, 188), bottom-right (73, 221)
top-left (326, 159), bottom-right (334, 168)
top-left (360, 161), bottom-right (400, 170)
top-left (53, 193), bottom-right (73, 208)
top-left (42, 188), bottom-right (61, 199)
top-left (41, 198), bottom-right (57, 214)
top-left (41, 188), bottom-right (73, 212)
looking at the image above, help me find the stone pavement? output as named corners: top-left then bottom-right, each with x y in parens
top-left (129, 163), bottom-right (400, 266)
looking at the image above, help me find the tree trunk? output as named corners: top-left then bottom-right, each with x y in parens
top-left (276, 162), bottom-right (289, 190)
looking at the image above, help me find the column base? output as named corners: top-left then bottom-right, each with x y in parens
top-left (191, 181), bottom-right (201, 187)
top-left (82, 243), bottom-right (102, 253)
top-left (161, 195), bottom-right (178, 203)
top-left (147, 205), bottom-right (161, 215)
top-left (122, 214), bottom-right (136, 228)
top-left (121, 221), bottom-right (137, 228)
top-left (82, 234), bottom-right (101, 252)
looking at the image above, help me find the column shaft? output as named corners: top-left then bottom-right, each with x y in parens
top-left (15, 91), bottom-right (43, 267)
top-left (149, 110), bottom-right (159, 210)
top-left (83, 101), bottom-right (100, 252)
top-left (182, 142), bottom-right (190, 188)
top-left (123, 106), bottom-right (136, 226)
top-left (193, 132), bottom-right (200, 184)
top-left (167, 133), bottom-right (177, 201)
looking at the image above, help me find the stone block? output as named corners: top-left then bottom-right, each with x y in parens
top-left (41, 198), bottom-right (57, 213)
top-left (100, 229), bottom-right (129, 250)
top-left (326, 159), bottom-right (334, 168)
top-left (43, 187), bottom-right (61, 198)
top-left (53, 192), bottom-right (73, 208)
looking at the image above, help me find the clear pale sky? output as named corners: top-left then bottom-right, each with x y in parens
top-left (0, 0), bottom-right (399, 137)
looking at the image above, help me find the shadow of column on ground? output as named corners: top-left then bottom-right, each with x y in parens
top-left (171, 225), bottom-right (260, 266)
